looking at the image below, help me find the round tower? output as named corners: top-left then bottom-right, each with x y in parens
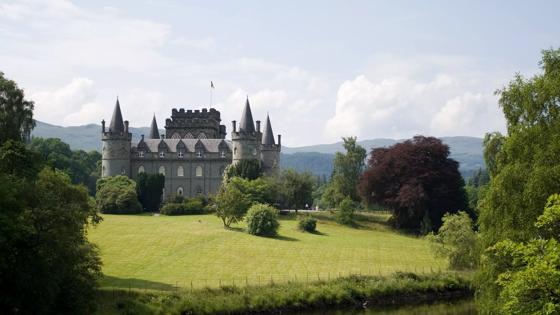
top-left (231, 98), bottom-right (262, 164)
top-left (260, 114), bottom-right (281, 174)
top-left (101, 98), bottom-right (132, 177)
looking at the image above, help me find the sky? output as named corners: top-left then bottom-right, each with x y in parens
top-left (1, 0), bottom-right (558, 146)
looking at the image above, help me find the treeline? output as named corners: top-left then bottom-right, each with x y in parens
top-left (0, 72), bottom-right (102, 313)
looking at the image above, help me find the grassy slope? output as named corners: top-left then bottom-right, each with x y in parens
top-left (89, 213), bottom-right (447, 290)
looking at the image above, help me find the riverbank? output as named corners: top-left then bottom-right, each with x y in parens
top-left (95, 272), bottom-right (473, 315)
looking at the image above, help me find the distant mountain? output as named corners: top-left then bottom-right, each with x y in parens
top-left (31, 121), bottom-right (484, 179)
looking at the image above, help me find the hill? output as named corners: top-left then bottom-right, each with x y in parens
top-left (31, 121), bottom-right (484, 178)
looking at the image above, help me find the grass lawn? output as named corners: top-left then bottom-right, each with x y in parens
top-left (88, 212), bottom-right (447, 290)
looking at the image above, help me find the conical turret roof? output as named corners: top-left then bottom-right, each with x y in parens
top-left (148, 114), bottom-right (160, 139)
top-left (262, 114), bottom-right (275, 145)
top-left (239, 97), bottom-right (255, 133)
top-left (109, 98), bottom-right (125, 133)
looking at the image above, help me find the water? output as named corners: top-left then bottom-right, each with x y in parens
top-left (292, 299), bottom-right (476, 315)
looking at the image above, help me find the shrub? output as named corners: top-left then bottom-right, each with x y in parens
top-left (212, 185), bottom-right (252, 227)
top-left (160, 198), bottom-right (205, 215)
top-left (298, 215), bottom-right (317, 232)
top-left (136, 173), bottom-right (165, 212)
top-left (336, 197), bottom-right (354, 225)
top-left (96, 175), bottom-right (142, 214)
top-left (245, 204), bottom-right (280, 236)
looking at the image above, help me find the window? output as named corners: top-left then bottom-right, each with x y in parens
top-left (234, 147), bottom-right (237, 155)
top-left (138, 151), bottom-right (144, 157)
top-left (121, 167), bottom-right (126, 175)
top-left (177, 187), bottom-right (183, 196)
top-left (195, 165), bottom-right (203, 177)
top-left (220, 151), bottom-right (226, 158)
top-left (178, 150), bottom-right (184, 158)
top-left (196, 150), bottom-right (203, 158)
top-left (159, 151), bottom-right (165, 158)
top-left (171, 133), bottom-right (181, 139)
top-left (138, 165), bottom-right (145, 173)
top-left (197, 132), bottom-right (207, 139)
top-left (219, 166), bottom-right (226, 176)
top-left (184, 133), bottom-right (194, 139)
top-left (177, 166), bottom-right (184, 177)
top-left (252, 147), bottom-right (257, 156)
top-left (196, 185), bottom-right (203, 194)
top-left (158, 166), bottom-right (166, 175)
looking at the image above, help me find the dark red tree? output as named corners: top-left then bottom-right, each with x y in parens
top-left (358, 136), bottom-right (467, 232)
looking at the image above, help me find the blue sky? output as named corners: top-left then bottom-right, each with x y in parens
top-left (1, 0), bottom-right (558, 146)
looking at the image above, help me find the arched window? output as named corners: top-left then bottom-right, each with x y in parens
top-left (234, 147), bottom-right (237, 155)
top-left (138, 165), bottom-right (145, 173)
top-left (195, 165), bottom-right (203, 177)
top-left (159, 166), bottom-right (166, 176)
top-left (197, 132), bottom-right (207, 139)
top-left (177, 166), bottom-right (184, 177)
top-left (184, 133), bottom-right (194, 139)
top-left (219, 166), bottom-right (226, 176)
top-left (196, 185), bottom-right (203, 194)
top-left (121, 167), bottom-right (126, 174)
top-left (177, 186), bottom-right (183, 196)
top-left (171, 133), bottom-right (181, 139)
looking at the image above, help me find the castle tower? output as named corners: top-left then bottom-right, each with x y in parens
top-left (101, 98), bottom-right (132, 177)
top-left (231, 98), bottom-right (262, 164)
top-left (148, 114), bottom-right (160, 139)
top-left (261, 114), bottom-right (281, 174)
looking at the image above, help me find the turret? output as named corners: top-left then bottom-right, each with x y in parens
top-left (231, 97), bottom-right (262, 164)
top-left (101, 98), bottom-right (132, 177)
top-left (261, 114), bottom-right (281, 174)
top-left (148, 114), bottom-right (160, 139)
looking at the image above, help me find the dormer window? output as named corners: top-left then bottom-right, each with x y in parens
top-left (138, 151), bottom-right (144, 158)
top-left (159, 151), bottom-right (165, 158)
top-left (196, 150), bottom-right (202, 158)
top-left (178, 150), bottom-right (184, 158)
top-left (220, 151), bottom-right (226, 158)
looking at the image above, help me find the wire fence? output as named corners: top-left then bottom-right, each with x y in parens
top-left (102, 265), bottom-right (452, 294)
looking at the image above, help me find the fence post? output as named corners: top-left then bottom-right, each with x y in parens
top-left (190, 280), bottom-right (193, 293)
top-left (245, 276), bottom-right (248, 287)
top-left (219, 279), bottom-right (222, 287)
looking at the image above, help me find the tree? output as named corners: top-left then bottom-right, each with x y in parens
top-left (136, 172), bottom-right (165, 212)
top-left (225, 159), bottom-right (263, 180)
top-left (359, 136), bottom-right (467, 232)
top-left (484, 194), bottom-right (560, 315)
top-left (327, 137), bottom-right (366, 205)
top-left (212, 184), bottom-right (252, 228)
top-left (477, 48), bottom-right (560, 313)
top-left (0, 72), bottom-right (35, 143)
top-left (0, 139), bottom-right (43, 179)
top-left (0, 168), bottom-right (101, 314)
top-left (336, 197), bottom-right (355, 225)
top-left (281, 169), bottom-right (314, 210)
top-left (95, 175), bottom-right (142, 214)
top-left (427, 211), bottom-right (478, 270)
top-left (245, 203), bottom-right (280, 236)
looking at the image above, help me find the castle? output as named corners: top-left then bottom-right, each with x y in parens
top-left (101, 98), bottom-right (281, 199)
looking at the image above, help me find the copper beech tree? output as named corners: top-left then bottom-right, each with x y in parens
top-left (358, 136), bottom-right (468, 232)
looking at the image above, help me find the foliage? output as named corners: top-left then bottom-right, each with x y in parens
top-left (427, 211), bottom-right (478, 270)
top-left (245, 203), bottom-right (280, 236)
top-left (0, 71), bottom-right (35, 143)
top-left (160, 198), bottom-right (205, 215)
top-left (95, 175), bottom-right (142, 214)
top-left (0, 139), bottom-right (43, 179)
top-left (280, 169), bottom-right (314, 209)
top-left (98, 273), bottom-right (472, 315)
top-left (0, 168), bottom-right (101, 314)
top-left (212, 184), bottom-right (252, 227)
top-left (29, 137), bottom-right (101, 195)
top-left (482, 194), bottom-right (560, 315)
top-left (297, 215), bottom-right (317, 232)
top-left (136, 172), bottom-right (165, 212)
top-left (323, 137), bottom-right (366, 206)
top-left (225, 159), bottom-right (263, 180)
top-left (336, 197), bottom-right (355, 225)
top-left (359, 136), bottom-right (468, 232)
top-left (227, 176), bottom-right (277, 205)
top-left (477, 48), bottom-right (560, 313)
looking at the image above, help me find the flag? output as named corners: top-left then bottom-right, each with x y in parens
top-left (211, 81), bottom-right (214, 89)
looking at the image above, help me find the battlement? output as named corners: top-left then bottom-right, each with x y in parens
top-left (170, 107), bottom-right (220, 120)
top-left (165, 107), bottom-right (226, 139)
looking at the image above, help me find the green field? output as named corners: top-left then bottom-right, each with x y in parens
top-left (88, 212), bottom-right (447, 290)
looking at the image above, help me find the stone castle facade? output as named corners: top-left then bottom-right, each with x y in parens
top-left (101, 98), bottom-right (281, 199)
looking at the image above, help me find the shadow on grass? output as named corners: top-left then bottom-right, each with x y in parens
top-left (101, 275), bottom-right (175, 291)
top-left (226, 226), bottom-right (245, 233)
top-left (273, 234), bottom-right (299, 241)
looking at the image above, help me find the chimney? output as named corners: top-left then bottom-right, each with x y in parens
top-left (256, 120), bottom-right (261, 133)
top-left (277, 134), bottom-right (281, 147)
top-left (161, 134), bottom-right (165, 139)
top-left (124, 120), bottom-right (129, 133)
top-left (232, 120), bottom-right (237, 132)
top-left (141, 134), bottom-right (144, 141)
top-left (101, 119), bottom-right (105, 133)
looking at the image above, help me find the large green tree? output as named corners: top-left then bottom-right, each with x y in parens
top-left (136, 172), bottom-right (165, 212)
top-left (0, 72), bottom-right (35, 143)
top-left (477, 48), bottom-right (560, 313)
top-left (281, 169), bottom-right (314, 210)
top-left (96, 175), bottom-right (142, 214)
top-left (322, 137), bottom-right (366, 207)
